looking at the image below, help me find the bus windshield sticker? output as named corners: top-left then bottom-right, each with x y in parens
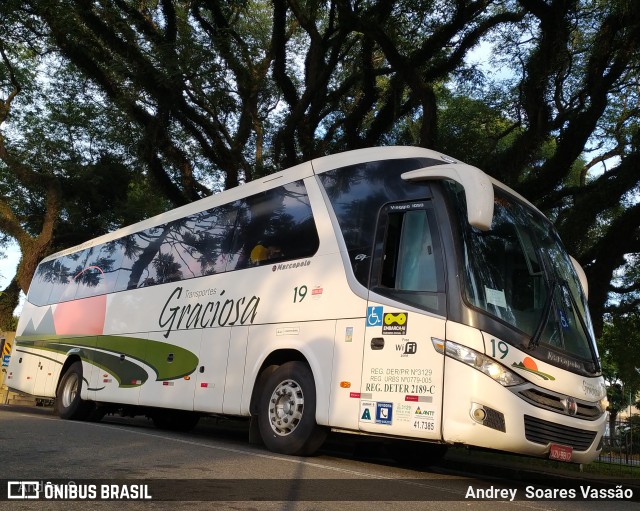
top-left (484, 287), bottom-right (507, 308)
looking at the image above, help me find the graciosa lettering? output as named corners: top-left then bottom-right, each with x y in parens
top-left (159, 286), bottom-right (260, 338)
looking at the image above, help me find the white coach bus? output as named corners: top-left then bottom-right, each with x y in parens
top-left (7, 146), bottom-right (607, 462)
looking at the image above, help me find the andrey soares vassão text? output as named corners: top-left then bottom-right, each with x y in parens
top-left (465, 485), bottom-right (635, 501)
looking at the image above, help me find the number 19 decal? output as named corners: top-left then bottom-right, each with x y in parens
top-left (293, 285), bottom-right (308, 303)
top-left (491, 339), bottom-right (509, 359)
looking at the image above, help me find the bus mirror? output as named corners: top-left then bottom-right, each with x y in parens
top-left (569, 255), bottom-right (589, 299)
top-left (401, 164), bottom-right (494, 231)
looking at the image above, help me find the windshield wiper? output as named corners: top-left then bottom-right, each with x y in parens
top-left (561, 279), bottom-right (601, 373)
top-left (528, 247), bottom-right (558, 350)
top-left (528, 278), bottom-right (557, 350)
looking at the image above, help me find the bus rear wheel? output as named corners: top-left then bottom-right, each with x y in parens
top-left (258, 361), bottom-right (327, 456)
top-left (56, 361), bottom-right (92, 420)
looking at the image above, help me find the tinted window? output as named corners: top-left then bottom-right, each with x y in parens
top-left (318, 158), bottom-right (442, 285)
top-left (66, 244), bottom-right (123, 299)
top-left (27, 260), bottom-right (61, 306)
top-left (122, 223), bottom-right (183, 289)
top-left (28, 180), bottom-right (319, 305)
top-left (49, 250), bottom-right (90, 303)
top-left (370, 203), bottom-right (446, 314)
top-left (447, 183), bottom-right (596, 363)
top-left (118, 205), bottom-right (238, 289)
top-left (176, 204), bottom-right (238, 276)
top-left (230, 180), bottom-right (319, 270)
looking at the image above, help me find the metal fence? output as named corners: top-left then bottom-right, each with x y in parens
top-left (595, 417), bottom-right (640, 470)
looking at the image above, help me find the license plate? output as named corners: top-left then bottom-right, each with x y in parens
top-left (549, 443), bottom-right (573, 462)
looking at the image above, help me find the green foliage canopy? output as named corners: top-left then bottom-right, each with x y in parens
top-left (0, 1), bottom-right (637, 347)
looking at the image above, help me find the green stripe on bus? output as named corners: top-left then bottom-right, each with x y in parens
top-left (17, 335), bottom-right (199, 384)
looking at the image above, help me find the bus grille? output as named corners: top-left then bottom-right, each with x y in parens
top-left (524, 415), bottom-right (597, 451)
top-left (518, 387), bottom-right (603, 420)
top-left (483, 406), bottom-right (506, 432)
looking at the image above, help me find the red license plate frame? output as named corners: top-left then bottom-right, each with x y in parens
top-left (549, 443), bottom-right (573, 462)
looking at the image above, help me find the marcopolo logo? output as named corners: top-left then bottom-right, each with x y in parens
top-left (382, 312), bottom-right (408, 335)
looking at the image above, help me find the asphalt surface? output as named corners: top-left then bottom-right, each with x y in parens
top-left (0, 405), bottom-right (638, 511)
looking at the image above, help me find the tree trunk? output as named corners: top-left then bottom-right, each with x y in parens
top-left (0, 277), bottom-right (20, 330)
top-left (609, 409), bottom-right (618, 446)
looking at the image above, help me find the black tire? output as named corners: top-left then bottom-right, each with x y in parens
top-left (152, 410), bottom-right (200, 432)
top-left (55, 361), bottom-right (92, 420)
top-left (257, 361), bottom-right (327, 456)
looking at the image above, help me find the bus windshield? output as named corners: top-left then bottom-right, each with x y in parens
top-left (448, 184), bottom-right (598, 371)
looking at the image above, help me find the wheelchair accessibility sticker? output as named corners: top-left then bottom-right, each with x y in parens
top-left (367, 306), bottom-right (383, 327)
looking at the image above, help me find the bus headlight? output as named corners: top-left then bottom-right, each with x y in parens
top-left (598, 396), bottom-right (609, 412)
top-left (444, 340), bottom-right (526, 387)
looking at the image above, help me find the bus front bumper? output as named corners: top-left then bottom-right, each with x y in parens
top-left (442, 358), bottom-right (606, 464)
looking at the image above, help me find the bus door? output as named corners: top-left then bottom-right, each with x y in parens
top-left (359, 200), bottom-right (446, 441)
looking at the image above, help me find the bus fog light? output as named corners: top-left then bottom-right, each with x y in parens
top-left (471, 403), bottom-right (506, 432)
top-left (471, 404), bottom-right (486, 423)
top-left (598, 397), bottom-right (609, 412)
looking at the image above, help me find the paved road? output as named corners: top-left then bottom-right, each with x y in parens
top-left (0, 406), bottom-right (637, 511)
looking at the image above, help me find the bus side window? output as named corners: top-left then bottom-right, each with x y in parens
top-left (227, 181), bottom-right (319, 270)
top-left (48, 251), bottom-right (87, 303)
top-left (372, 205), bottom-right (445, 314)
top-left (74, 244), bottom-right (124, 299)
top-left (380, 210), bottom-right (438, 292)
top-left (27, 261), bottom-right (57, 306)
top-left (380, 214), bottom-right (401, 288)
top-left (396, 210), bottom-right (438, 292)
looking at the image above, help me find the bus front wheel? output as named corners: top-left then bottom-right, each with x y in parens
top-left (257, 361), bottom-right (327, 456)
top-left (56, 361), bottom-right (92, 420)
